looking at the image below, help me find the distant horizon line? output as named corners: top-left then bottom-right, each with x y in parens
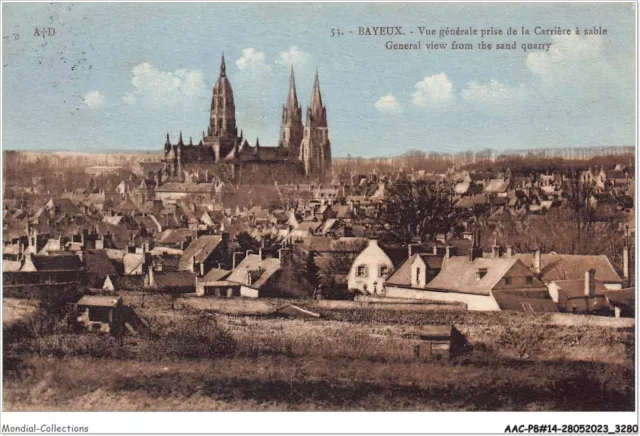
top-left (2, 144), bottom-right (635, 159)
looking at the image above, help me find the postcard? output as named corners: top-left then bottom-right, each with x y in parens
top-left (1, 2), bottom-right (637, 434)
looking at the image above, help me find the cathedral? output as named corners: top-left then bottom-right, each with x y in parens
top-left (160, 54), bottom-right (332, 184)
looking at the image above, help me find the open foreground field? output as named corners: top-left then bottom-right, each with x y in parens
top-left (3, 293), bottom-right (635, 411)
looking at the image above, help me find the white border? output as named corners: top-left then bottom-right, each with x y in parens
top-left (1, 1), bottom-right (638, 434)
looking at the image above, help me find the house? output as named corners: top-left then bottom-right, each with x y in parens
top-left (484, 178), bottom-right (509, 195)
top-left (178, 234), bottom-right (227, 275)
top-left (547, 269), bottom-right (610, 314)
top-left (603, 288), bottom-right (634, 318)
top-left (347, 240), bottom-right (394, 295)
top-left (74, 295), bottom-right (124, 335)
top-left (145, 268), bottom-right (197, 294)
top-left (385, 252), bottom-right (444, 293)
top-left (515, 251), bottom-right (625, 289)
top-left (386, 254), bottom-right (549, 311)
top-left (225, 254), bottom-right (283, 298)
top-left (20, 252), bottom-right (83, 273)
top-left (37, 198), bottom-right (83, 221)
top-left (195, 267), bottom-right (233, 297)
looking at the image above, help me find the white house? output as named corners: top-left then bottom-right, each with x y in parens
top-left (347, 240), bottom-right (394, 295)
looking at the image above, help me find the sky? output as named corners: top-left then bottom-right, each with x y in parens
top-left (2, 2), bottom-right (636, 157)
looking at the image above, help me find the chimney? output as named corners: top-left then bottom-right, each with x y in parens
top-left (200, 262), bottom-right (204, 277)
top-left (408, 244), bottom-right (413, 257)
top-left (445, 245), bottom-right (451, 259)
top-left (623, 246), bottom-right (629, 281)
top-left (246, 267), bottom-right (252, 286)
top-left (432, 245), bottom-right (438, 255)
top-left (258, 247), bottom-right (263, 260)
top-left (534, 249), bottom-right (541, 274)
top-left (491, 237), bottom-right (499, 258)
top-left (505, 246), bottom-right (513, 257)
top-left (147, 266), bottom-right (155, 287)
top-left (584, 268), bottom-right (596, 297)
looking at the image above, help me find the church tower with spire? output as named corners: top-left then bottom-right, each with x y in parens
top-left (159, 54), bottom-right (332, 185)
top-left (206, 54), bottom-right (241, 161)
top-left (278, 67), bottom-right (304, 157)
top-left (300, 71), bottom-right (332, 181)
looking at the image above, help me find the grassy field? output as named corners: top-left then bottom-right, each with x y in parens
top-left (3, 293), bottom-right (635, 411)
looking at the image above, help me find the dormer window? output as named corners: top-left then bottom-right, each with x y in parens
top-left (526, 276), bottom-right (533, 284)
top-left (504, 276), bottom-right (512, 285)
top-left (476, 268), bottom-right (488, 280)
top-left (416, 267), bottom-right (421, 285)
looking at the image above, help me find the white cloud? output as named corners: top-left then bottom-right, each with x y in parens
top-left (523, 34), bottom-right (630, 115)
top-left (123, 62), bottom-right (206, 105)
top-left (526, 35), bottom-right (606, 80)
top-left (275, 46), bottom-right (313, 68)
top-left (411, 73), bottom-right (453, 108)
top-left (82, 90), bottom-right (105, 108)
top-left (374, 94), bottom-right (402, 114)
top-left (235, 48), bottom-right (271, 73)
top-left (461, 79), bottom-right (528, 104)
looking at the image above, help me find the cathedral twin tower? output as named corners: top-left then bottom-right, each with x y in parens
top-left (162, 54), bottom-right (332, 183)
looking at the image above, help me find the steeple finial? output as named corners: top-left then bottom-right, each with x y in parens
top-left (220, 52), bottom-right (226, 77)
top-left (287, 66), bottom-right (299, 110)
top-left (165, 133), bottom-right (170, 144)
top-left (189, 136), bottom-right (193, 146)
top-left (178, 131), bottom-right (183, 145)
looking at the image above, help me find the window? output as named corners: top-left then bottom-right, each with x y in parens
top-left (415, 267), bottom-right (421, 285)
top-left (526, 276), bottom-right (533, 285)
top-left (504, 276), bottom-right (512, 285)
top-left (379, 265), bottom-right (389, 277)
top-left (356, 265), bottom-right (368, 277)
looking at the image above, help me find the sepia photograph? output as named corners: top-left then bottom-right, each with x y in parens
top-left (1, 1), bottom-right (637, 433)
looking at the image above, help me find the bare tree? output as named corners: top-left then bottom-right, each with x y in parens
top-left (379, 179), bottom-right (461, 244)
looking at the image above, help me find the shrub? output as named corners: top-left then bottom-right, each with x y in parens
top-left (494, 320), bottom-right (546, 359)
top-left (149, 315), bottom-right (237, 359)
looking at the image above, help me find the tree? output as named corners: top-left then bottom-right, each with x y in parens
top-left (316, 238), bottom-right (368, 298)
top-left (235, 231), bottom-right (260, 253)
top-left (379, 179), bottom-right (461, 244)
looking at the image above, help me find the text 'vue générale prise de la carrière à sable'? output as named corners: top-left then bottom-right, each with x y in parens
top-left (331, 25), bottom-right (608, 52)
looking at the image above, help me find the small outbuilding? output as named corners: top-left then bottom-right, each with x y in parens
top-left (75, 295), bottom-right (124, 335)
top-left (404, 325), bottom-right (468, 361)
